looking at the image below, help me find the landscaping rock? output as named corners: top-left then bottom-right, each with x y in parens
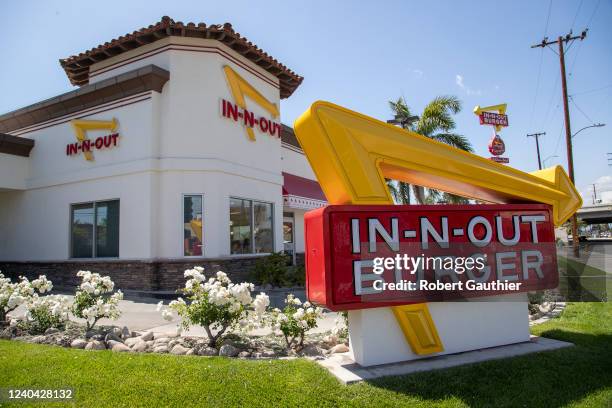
top-left (141, 331), bottom-right (154, 341)
top-left (154, 331), bottom-right (178, 339)
top-left (186, 348), bottom-right (195, 356)
top-left (153, 337), bottom-right (169, 345)
top-left (328, 344), bottom-right (349, 354)
top-left (168, 339), bottom-right (181, 349)
top-left (71, 339), bottom-right (87, 349)
top-left (85, 340), bottom-right (106, 350)
top-left (195, 345), bottom-right (218, 356)
top-left (121, 326), bottom-right (131, 339)
top-left (106, 340), bottom-right (123, 349)
top-left (238, 351), bottom-right (251, 358)
top-left (131, 331), bottom-right (141, 338)
top-left (300, 344), bottom-right (324, 357)
top-left (31, 335), bottom-right (47, 344)
top-left (105, 332), bottom-right (123, 344)
top-left (44, 327), bottom-right (60, 335)
top-left (261, 349), bottom-right (277, 358)
top-left (111, 327), bottom-right (123, 338)
top-left (125, 337), bottom-right (142, 347)
top-left (90, 334), bottom-right (105, 341)
top-left (170, 345), bottom-right (189, 355)
top-left (112, 343), bottom-right (131, 352)
top-left (219, 344), bottom-right (240, 357)
top-left (131, 341), bottom-right (148, 353)
top-left (153, 345), bottom-right (168, 353)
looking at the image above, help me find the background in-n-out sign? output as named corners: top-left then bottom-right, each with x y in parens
top-left (305, 204), bottom-right (558, 311)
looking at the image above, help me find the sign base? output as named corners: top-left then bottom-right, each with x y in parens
top-left (348, 294), bottom-right (529, 367)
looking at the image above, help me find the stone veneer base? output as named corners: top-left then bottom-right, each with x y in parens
top-left (0, 253), bottom-right (305, 292)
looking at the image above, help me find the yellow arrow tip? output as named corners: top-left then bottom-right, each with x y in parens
top-left (531, 165), bottom-right (583, 225)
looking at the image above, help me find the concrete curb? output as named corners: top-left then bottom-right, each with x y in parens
top-left (318, 336), bottom-right (574, 384)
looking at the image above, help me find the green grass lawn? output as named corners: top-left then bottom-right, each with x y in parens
top-left (1, 302), bottom-right (611, 407)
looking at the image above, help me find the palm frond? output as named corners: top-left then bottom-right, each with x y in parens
top-left (431, 133), bottom-right (474, 152)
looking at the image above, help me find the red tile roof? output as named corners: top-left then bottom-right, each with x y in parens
top-left (59, 16), bottom-right (303, 99)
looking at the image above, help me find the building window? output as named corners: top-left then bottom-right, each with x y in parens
top-left (71, 200), bottom-right (119, 258)
top-left (230, 198), bottom-right (273, 254)
top-left (183, 195), bottom-right (203, 256)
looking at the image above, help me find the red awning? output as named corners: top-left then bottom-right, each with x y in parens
top-left (282, 172), bottom-right (326, 210)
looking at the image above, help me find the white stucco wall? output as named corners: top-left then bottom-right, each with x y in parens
top-left (0, 153), bottom-right (29, 190)
top-left (0, 36), bottom-right (297, 262)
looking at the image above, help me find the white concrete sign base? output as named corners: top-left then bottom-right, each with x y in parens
top-left (348, 294), bottom-right (530, 367)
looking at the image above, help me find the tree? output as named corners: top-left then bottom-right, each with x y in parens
top-left (388, 96), bottom-right (474, 204)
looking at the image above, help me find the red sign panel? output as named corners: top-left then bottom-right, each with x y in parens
top-left (479, 112), bottom-right (509, 127)
top-left (305, 204), bottom-right (558, 311)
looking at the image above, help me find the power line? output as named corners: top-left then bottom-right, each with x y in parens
top-left (570, 0), bottom-right (584, 30)
top-left (571, 84), bottom-right (612, 97)
top-left (569, 96), bottom-right (593, 123)
top-left (529, 0), bottom-right (553, 129)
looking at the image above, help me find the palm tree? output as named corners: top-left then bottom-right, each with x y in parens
top-left (388, 96), bottom-right (473, 204)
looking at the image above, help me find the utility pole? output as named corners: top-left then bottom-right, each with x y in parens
top-left (527, 132), bottom-right (546, 169)
top-left (532, 29), bottom-right (587, 258)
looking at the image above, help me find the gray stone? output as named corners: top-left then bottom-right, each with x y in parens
top-left (71, 339), bottom-right (87, 349)
top-left (106, 340), bottom-right (122, 349)
top-left (125, 337), bottom-right (142, 347)
top-left (329, 344), bottom-right (350, 354)
top-left (238, 351), bottom-right (251, 358)
top-left (196, 346), bottom-right (218, 356)
top-left (105, 332), bottom-right (123, 344)
top-left (140, 331), bottom-right (154, 341)
top-left (31, 335), bottom-right (47, 344)
top-left (121, 326), bottom-right (131, 339)
top-left (85, 340), bottom-right (106, 350)
top-left (186, 348), bottom-right (195, 356)
top-left (261, 349), bottom-right (277, 358)
top-left (219, 344), bottom-right (240, 357)
top-left (44, 327), bottom-right (60, 335)
top-left (153, 345), bottom-right (168, 353)
top-left (131, 331), bottom-right (141, 338)
top-left (112, 343), bottom-right (131, 352)
top-left (300, 344), bottom-right (324, 357)
top-left (111, 327), bottom-right (123, 338)
top-left (168, 339), bottom-right (181, 349)
top-left (131, 341), bottom-right (148, 353)
top-left (170, 344), bottom-right (189, 355)
top-left (153, 337), bottom-right (169, 345)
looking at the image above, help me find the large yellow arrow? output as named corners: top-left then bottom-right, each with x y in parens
top-left (294, 101), bottom-right (581, 226)
top-left (294, 101), bottom-right (582, 356)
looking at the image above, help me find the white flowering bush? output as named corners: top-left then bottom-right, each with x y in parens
top-left (24, 294), bottom-right (71, 334)
top-left (0, 272), bottom-right (53, 324)
top-left (159, 267), bottom-right (270, 347)
top-left (331, 311), bottom-right (349, 339)
top-left (72, 271), bottom-right (123, 331)
top-left (270, 294), bottom-right (323, 349)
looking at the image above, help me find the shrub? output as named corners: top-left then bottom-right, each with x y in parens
top-left (72, 271), bottom-right (123, 331)
top-left (270, 294), bottom-right (323, 349)
top-left (0, 273), bottom-right (53, 324)
top-left (24, 294), bottom-right (71, 334)
top-left (252, 252), bottom-right (289, 287)
top-left (161, 267), bottom-right (270, 347)
top-left (331, 311), bottom-right (349, 339)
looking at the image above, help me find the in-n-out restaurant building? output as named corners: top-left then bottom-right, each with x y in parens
top-left (0, 16), bottom-right (327, 291)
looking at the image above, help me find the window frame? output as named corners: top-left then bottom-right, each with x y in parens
top-left (182, 193), bottom-right (205, 258)
top-left (229, 196), bottom-right (275, 256)
top-left (69, 198), bottom-right (120, 259)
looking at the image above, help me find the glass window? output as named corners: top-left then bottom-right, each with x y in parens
top-left (184, 195), bottom-right (203, 256)
top-left (96, 200), bottom-right (119, 258)
top-left (71, 200), bottom-right (119, 258)
top-left (229, 198), bottom-right (274, 254)
top-left (71, 203), bottom-right (94, 258)
top-left (230, 198), bottom-right (252, 254)
top-left (254, 201), bottom-right (273, 253)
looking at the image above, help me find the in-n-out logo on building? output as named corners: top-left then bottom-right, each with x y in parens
top-left (66, 118), bottom-right (120, 161)
top-left (221, 65), bottom-right (281, 141)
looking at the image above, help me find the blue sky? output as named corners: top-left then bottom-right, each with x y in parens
top-left (2, 1), bottom-right (611, 203)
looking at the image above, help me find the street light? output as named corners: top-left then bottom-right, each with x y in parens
top-left (542, 155), bottom-right (559, 167)
top-left (572, 123), bottom-right (605, 138)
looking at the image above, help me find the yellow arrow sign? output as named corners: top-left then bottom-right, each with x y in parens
top-left (294, 101), bottom-right (581, 356)
top-left (294, 101), bottom-right (581, 226)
